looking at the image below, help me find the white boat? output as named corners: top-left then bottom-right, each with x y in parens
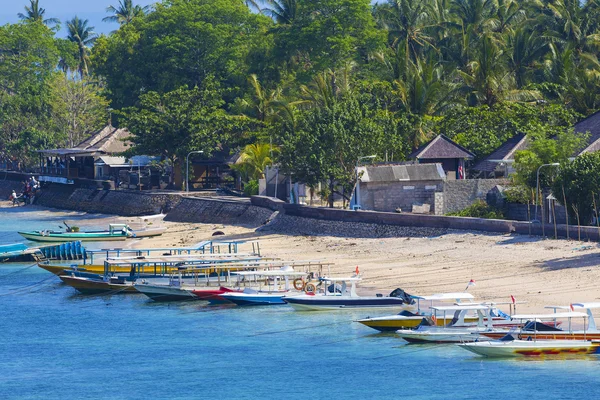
top-left (283, 276), bottom-right (416, 311)
top-left (458, 311), bottom-right (600, 357)
top-left (219, 268), bottom-right (309, 306)
top-left (396, 304), bottom-right (497, 343)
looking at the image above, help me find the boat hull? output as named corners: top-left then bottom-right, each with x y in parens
top-left (481, 331), bottom-right (600, 341)
top-left (397, 329), bottom-right (481, 343)
top-left (134, 284), bottom-right (198, 302)
top-left (284, 296), bottom-right (414, 311)
top-left (59, 275), bottom-right (137, 294)
top-left (458, 340), bottom-right (600, 357)
top-left (219, 292), bottom-right (289, 306)
top-left (192, 287), bottom-right (240, 303)
top-left (357, 316), bottom-right (521, 332)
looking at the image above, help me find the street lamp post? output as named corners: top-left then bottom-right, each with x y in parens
top-left (354, 155), bottom-right (377, 210)
top-left (186, 150), bottom-right (204, 193)
top-left (534, 162), bottom-right (560, 222)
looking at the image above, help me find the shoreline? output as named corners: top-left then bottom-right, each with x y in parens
top-left (4, 201), bottom-right (600, 314)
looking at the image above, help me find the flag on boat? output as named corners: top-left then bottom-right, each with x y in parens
top-left (465, 279), bottom-right (476, 290)
top-left (355, 266), bottom-right (360, 275)
top-left (510, 295), bottom-right (516, 304)
top-left (570, 303), bottom-right (575, 311)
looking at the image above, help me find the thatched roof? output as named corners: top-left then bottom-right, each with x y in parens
top-left (574, 110), bottom-right (600, 155)
top-left (473, 132), bottom-right (528, 172)
top-left (39, 126), bottom-right (132, 157)
top-left (409, 135), bottom-right (475, 160)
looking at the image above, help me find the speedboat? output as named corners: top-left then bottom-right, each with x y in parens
top-left (283, 276), bottom-right (416, 311)
top-left (357, 292), bottom-right (475, 332)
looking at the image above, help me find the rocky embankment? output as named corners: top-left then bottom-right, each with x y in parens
top-left (258, 214), bottom-right (448, 238)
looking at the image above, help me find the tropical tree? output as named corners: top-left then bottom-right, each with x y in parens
top-left (234, 143), bottom-right (278, 180)
top-left (103, 0), bottom-right (150, 26)
top-left (66, 17), bottom-right (97, 77)
top-left (18, 0), bottom-right (59, 26)
top-left (261, 0), bottom-right (297, 25)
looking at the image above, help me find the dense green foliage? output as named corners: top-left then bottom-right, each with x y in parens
top-left (447, 200), bottom-right (505, 219)
top-left (552, 152), bottom-right (600, 224)
top-left (4, 0), bottom-right (600, 201)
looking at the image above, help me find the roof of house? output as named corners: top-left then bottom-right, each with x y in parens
top-left (358, 163), bottom-right (446, 183)
top-left (574, 110), bottom-right (600, 155)
top-left (39, 126), bottom-right (131, 157)
top-left (95, 155), bottom-right (159, 168)
top-left (473, 132), bottom-right (528, 172)
top-left (409, 134), bottom-right (475, 160)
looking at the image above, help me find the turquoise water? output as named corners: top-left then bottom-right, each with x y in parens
top-left (1, 208), bottom-right (600, 399)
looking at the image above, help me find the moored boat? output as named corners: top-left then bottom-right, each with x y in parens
top-left (283, 276), bottom-right (416, 311)
top-left (59, 274), bottom-right (137, 294)
top-left (20, 224), bottom-right (133, 242)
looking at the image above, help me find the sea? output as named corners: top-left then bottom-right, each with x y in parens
top-left (1, 206), bottom-right (600, 399)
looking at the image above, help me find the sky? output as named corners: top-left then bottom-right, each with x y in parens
top-left (0, 0), bottom-right (157, 36)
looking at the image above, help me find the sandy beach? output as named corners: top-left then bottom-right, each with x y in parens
top-left (116, 215), bottom-right (600, 314)
top-left (4, 202), bottom-right (599, 313)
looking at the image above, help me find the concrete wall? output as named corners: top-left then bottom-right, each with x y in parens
top-left (360, 180), bottom-right (442, 212)
top-left (442, 179), bottom-right (508, 214)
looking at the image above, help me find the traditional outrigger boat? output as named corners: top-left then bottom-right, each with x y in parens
top-left (59, 273), bottom-right (138, 294)
top-left (458, 311), bottom-right (600, 358)
top-left (396, 305), bottom-right (499, 343)
top-left (20, 224), bottom-right (134, 242)
top-left (283, 276), bottom-right (416, 311)
top-left (218, 268), bottom-right (309, 306)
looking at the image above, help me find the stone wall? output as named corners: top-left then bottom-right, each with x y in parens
top-left (34, 185), bottom-right (182, 216)
top-left (360, 180), bottom-right (442, 212)
top-left (0, 180), bottom-right (24, 198)
top-left (506, 203), bottom-right (569, 224)
top-left (166, 197), bottom-right (275, 228)
top-left (442, 179), bottom-right (508, 214)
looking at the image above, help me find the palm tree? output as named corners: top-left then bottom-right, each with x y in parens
top-left (508, 27), bottom-right (548, 88)
top-left (234, 143), bottom-right (278, 180)
top-left (261, 0), bottom-right (297, 25)
top-left (66, 17), bottom-right (97, 77)
top-left (18, 0), bottom-right (59, 26)
top-left (103, 0), bottom-right (150, 25)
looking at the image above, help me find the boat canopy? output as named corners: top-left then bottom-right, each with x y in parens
top-left (572, 302), bottom-right (600, 310)
top-left (511, 311), bottom-right (588, 320)
top-left (412, 292), bottom-right (474, 301)
top-left (234, 270), bottom-right (307, 277)
top-left (431, 304), bottom-right (490, 312)
top-left (320, 276), bottom-right (361, 282)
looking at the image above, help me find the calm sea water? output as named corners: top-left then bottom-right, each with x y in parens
top-left (1, 207), bottom-right (600, 399)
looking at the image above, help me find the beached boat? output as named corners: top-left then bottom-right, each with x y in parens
top-left (134, 280), bottom-right (199, 301)
top-left (218, 268), bottom-right (309, 306)
top-left (283, 276), bottom-right (416, 311)
top-left (357, 293), bottom-right (476, 332)
top-left (19, 224), bottom-right (134, 242)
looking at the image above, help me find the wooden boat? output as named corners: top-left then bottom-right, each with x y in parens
top-left (131, 226), bottom-right (167, 238)
top-left (283, 276), bottom-right (416, 311)
top-left (19, 224), bottom-right (133, 242)
top-left (192, 287), bottom-right (240, 303)
top-left (218, 268), bottom-right (309, 306)
top-left (59, 274), bottom-right (138, 294)
top-left (482, 304), bottom-right (600, 341)
top-left (133, 281), bottom-right (199, 301)
top-left (458, 338), bottom-right (600, 358)
top-left (0, 243), bottom-right (41, 262)
top-left (458, 311), bottom-right (600, 358)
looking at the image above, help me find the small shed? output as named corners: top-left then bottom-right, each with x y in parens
top-left (409, 135), bottom-right (475, 180)
top-left (357, 163), bottom-right (446, 212)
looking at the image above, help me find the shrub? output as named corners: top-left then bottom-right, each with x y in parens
top-left (503, 185), bottom-right (532, 204)
top-left (243, 180), bottom-right (259, 197)
top-left (447, 200), bottom-right (505, 219)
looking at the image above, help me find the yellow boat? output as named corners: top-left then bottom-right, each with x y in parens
top-left (357, 311), bottom-right (481, 332)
